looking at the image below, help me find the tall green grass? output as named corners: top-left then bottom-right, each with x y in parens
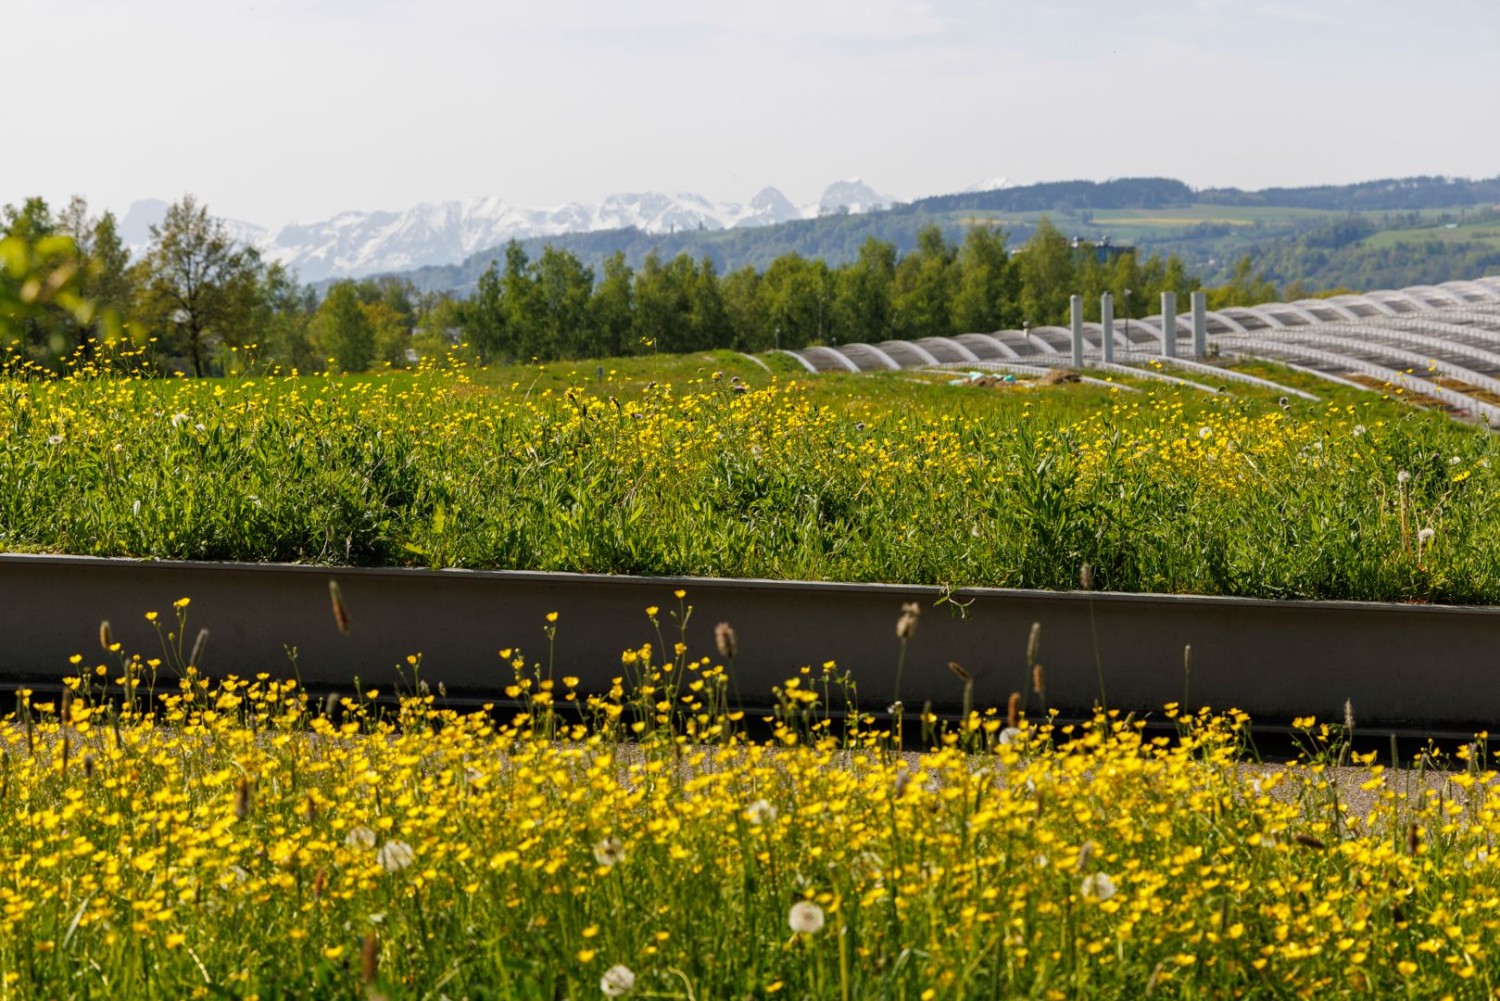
top-left (0, 360), bottom-right (1492, 602)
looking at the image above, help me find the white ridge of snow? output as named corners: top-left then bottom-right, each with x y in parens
top-left (963, 176), bottom-right (1014, 193)
top-left (118, 180), bottom-right (900, 281)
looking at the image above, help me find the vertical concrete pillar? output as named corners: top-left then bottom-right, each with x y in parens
top-left (1100, 292), bottom-right (1115, 364)
top-left (1191, 290), bottom-right (1207, 359)
top-left (1070, 294), bottom-right (1084, 367)
top-left (1161, 291), bottom-right (1177, 358)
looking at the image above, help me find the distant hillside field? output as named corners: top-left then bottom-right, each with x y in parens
top-left (389, 176), bottom-right (1500, 296)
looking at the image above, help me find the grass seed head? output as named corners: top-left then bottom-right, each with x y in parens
top-left (234, 777), bottom-right (252, 821)
top-left (947, 661), bottom-right (971, 683)
top-left (896, 602), bottom-right (921, 640)
top-left (1007, 692), bottom-right (1021, 729)
top-left (362, 932), bottom-right (379, 985)
top-left (99, 620), bottom-right (113, 651)
top-left (329, 580), bottom-right (351, 635)
top-left (189, 628), bottom-right (209, 669)
top-left (714, 621), bottom-right (737, 660)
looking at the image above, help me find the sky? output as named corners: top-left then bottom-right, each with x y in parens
top-left (7, 0), bottom-right (1498, 227)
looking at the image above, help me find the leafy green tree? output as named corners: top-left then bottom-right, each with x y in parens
top-left (255, 262), bottom-right (317, 372)
top-left (311, 280), bottom-right (375, 372)
top-left (1208, 255), bottom-right (1278, 308)
top-left (590, 252), bottom-right (634, 358)
top-left (892, 225), bottom-right (956, 340)
top-left (690, 257), bottom-right (730, 350)
top-left (0, 205), bottom-right (93, 363)
top-left (56, 197), bottom-right (135, 356)
top-left (760, 254), bottom-right (832, 347)
top-left (832, 237), bottom-right (895, 344)
top-left (1016, 217), bottom-right (1074, 327)
top-left (499, 241), bottom-right (538, 358)
top-left (413, 294), bottom-right (464, 361)
top-left (363, 299), bottom-right (412, 367)
top-left (1, 198), bottom-right (71, 364)
top-left (634, 252), bottom-right (696, 354)
top-left (950, 226), bottom-right (1017, 333)
top-left (722, 266), bottom-right (768, 350)
top-left (527, 246), bottom-right (595, 358)
top-left (133, 195), bottom-right (262, 376)
top-left (463, 259), bottom-right (510, 363)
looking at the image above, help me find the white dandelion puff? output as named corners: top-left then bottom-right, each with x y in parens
top-left (1080, 872), bottom-right (1117, 901)
top-left (377, 840), bottom-right (414, 873)
top-left (344, 825), bottom-right (377, 850)
top-left (600, 964), bottom-right (636, 997)
top-left (788, 900), bottom-right (825, 934)
top-left (745, 799), bottom-right (777, 826)
top-left (593, 835), bottom-right (626, 868)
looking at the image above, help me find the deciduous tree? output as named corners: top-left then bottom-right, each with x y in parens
top-left (134, 195), bottom-right (262, 376)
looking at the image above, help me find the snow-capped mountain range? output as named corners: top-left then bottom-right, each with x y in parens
top-left (118, 177), bottom-right (1010, 283)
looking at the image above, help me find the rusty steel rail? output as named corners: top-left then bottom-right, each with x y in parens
top-left (2, 553), bottom-right (1498, 732)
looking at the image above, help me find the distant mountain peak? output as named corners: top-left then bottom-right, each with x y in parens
top-left (118, 180), bottom-right (897, 281)
top-left (963, 176), bottom-right (1013, 193)
top-left (817, 178), bottom-right (893, 215)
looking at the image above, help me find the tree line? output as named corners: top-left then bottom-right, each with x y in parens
top-left (4, 194), bottom-right (1219, 374)
top-left (442, 216), bottom-right (1210, 364)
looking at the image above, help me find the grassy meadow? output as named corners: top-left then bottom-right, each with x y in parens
top-left (4, 351), bottom-right (1500, 997)
top-left (0, 347), bottom-right (1494, 602)
top-left (0, 596), bottom-right (1496, 998)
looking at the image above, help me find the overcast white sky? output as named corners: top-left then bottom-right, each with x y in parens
top-left (7, 0), bottom-right (1498, 225)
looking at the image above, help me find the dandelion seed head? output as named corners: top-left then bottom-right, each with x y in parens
top-left (788, 900), bottom-right (825, 934)
top-left (1080, 872), bottom-right (1116, 901)
top-left (593, 835), bottom-right (626, 868)
top-left (745, 799), bottom-right (777, 826)
top-left (377, 840), bottom-right (414, 872)
top-left (600, 964), bottom-right (636, 997)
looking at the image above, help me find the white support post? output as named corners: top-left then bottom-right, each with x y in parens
top-left (1100, 292), bottom-right (1114, 364)
top-left (1191, 290), bottom-right (1207, 359)
top-left (1070, 295), bottom-right (1084, 367)
top-left (1161, 291), bottom-right (1177, 358)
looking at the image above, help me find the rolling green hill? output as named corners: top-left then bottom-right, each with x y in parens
top-left (393, 176), bottom-right (1500, 296)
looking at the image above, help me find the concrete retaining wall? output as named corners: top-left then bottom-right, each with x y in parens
top-left (2, 554), bottom-right (1497, 730)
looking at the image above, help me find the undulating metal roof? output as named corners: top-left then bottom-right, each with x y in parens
top-left (781, 276), bottom-right (1500, 421)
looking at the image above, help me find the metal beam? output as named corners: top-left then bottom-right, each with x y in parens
top-left (5, 554), bottom-right (1500, 731)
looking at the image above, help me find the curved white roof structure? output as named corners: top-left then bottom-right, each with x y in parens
top-left (782, 276), bottom-right (1500, 421)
